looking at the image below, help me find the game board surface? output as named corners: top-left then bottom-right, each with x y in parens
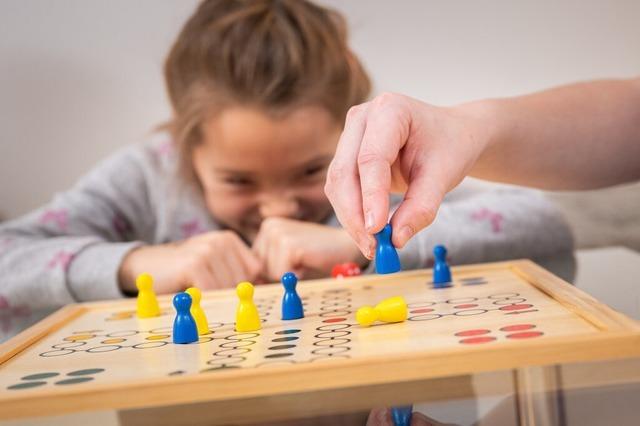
top-left (1, 260), bottom-right (638, 420)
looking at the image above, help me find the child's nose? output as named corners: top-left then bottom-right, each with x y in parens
top-left (259, 195), bottom-right (299, 219)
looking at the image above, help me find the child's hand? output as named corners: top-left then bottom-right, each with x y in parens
top-left (119, 231), bottom-right (262, 294)
top-left (252, 217), bottom-right (369, 282)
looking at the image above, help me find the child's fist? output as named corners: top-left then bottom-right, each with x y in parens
top-left (119, 230), bottom-right (262, 294)
top-left (252, 217), bottom-right (369, 282)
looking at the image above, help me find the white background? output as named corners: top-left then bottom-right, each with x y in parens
top-left (1, 0), bottom-right (639, 248)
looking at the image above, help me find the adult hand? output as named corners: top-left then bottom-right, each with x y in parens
top-left (325, 93), bottom-right (489, 258)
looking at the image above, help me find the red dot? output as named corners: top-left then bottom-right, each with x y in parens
top-left (455, 329), bottom-right (491, 337)
top-left (410, 308), bottom-right (434, 314)
top-left (322, 318), bottom-right (347, 323)
top-left (459, 336), bottom-right (496, 344)
top-left (500, 324), bottom-right (536, 332)
top-left (500, 304), bottom-right (533, 311)
top-left (506, 331), bottom-right (544, 339)
top-left (454, 303), bottom-right (478, 309)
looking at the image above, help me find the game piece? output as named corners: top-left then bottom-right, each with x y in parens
top-left (391, 405), bottom-right (413, 426)
top-left (331, 262), bottom-right (362, 278)
top-left (185, 287), bottom-right (210, 335)
top-left (374, 224), bottom-right (401, 274)
top-left (172, 292), bottom-right (198, 344)
top-left (4, 259), bottom-right (640, 421)
top-left (135, 273), bottom-right (160, 318)
top-left (356, 296), bottom-right (408, 327)
top-left (235, 281), bottom-right (261, 332)
top-left (433, 244), bottom-right (452, 287)
top-left (281, 272), bottom-right (304, 320)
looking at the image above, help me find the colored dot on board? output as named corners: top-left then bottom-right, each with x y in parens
top-left (146, 334), bottom-right (170, 341)
top-left (21, 372), bottom-right (59, 380)
top-left (459, 336), bottom-right (497, 344)
top-left (268, 345), bottom-right (296, 350)
top-left (63, 334), bottom-right (95, 341)
top-left (455, 329), bottom-right (491, 337)
top-left (101, 338), bottom-right (126, 344)
top-left (7, 381), bottom-right (47, 390)
top-left (322, 318), bottom-right (347, 323)
top-left (54, 377), bottom-right (94, 386)
top-left (264, 353), bottom-right (294, 359)
top-left (506, 331), bottom-right (544, 339)
top-left (499, 304), bottom-right (533, 311)
top-left (275, 329), bottom-right (301, 335)
top-left (454, 304), bottom-right (478, 309)
top-left (67, 368), bottom-right (105, 376)
top-left (272, 336), bottom-right (298, 342)
top-left (410, 308), bottom-right (434, 314)
top-left (500, 324), bottom-right (536, 332)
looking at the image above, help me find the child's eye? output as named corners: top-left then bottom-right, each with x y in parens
top-left (303, 165), bottom-right (326, 177)
top-left (224, 176), bottom-right (253, 186)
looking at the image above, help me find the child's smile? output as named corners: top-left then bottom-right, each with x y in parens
top-left (193, 106), bottom-right (342, 243)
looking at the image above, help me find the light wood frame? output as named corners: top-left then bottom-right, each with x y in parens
top-left (0, 260), bottom-right (639, 421)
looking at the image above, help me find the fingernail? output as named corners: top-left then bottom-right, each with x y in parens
top-left (366, 235), bottom-right (376, 259)
top-left (365, 211), bottom-right (375, 232)
top-left (397, 225), bottom-right (414, 248)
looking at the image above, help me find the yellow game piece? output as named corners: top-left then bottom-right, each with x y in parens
top-left (356, 296), bottom-right (407, 327)
top-left (185, 287), bottom-right (210, 335)
top-left (136, 273), bottom-right (161, 318)
top-left (235, 281), bottom-right (261, 332)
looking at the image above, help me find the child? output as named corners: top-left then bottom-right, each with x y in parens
top-left (0, 0), bottom-right (573, 310)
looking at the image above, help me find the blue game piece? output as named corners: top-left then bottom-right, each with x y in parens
top-left (172, 292), bottom-right (198, 344)
top-left (391, 405), bottom-right (413, 426)
top-left (281, 272), bottom-right (304, 320)
top-left (375, 224), bottom-right (401, 274)
top-left (433, 244), bottom-right (452, 288)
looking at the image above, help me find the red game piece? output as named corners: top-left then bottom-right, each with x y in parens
top-left (331, 262), bottom-right (361, 279)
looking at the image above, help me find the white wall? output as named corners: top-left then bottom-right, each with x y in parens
top-left (0, 0), bottom-right (197, 219)
top-left (1, 0), bottom-right (639, 247)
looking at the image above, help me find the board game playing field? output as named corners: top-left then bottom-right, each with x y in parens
top-left (1, 260), bottom-right (639, 421)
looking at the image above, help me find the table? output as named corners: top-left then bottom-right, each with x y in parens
top-left (1, 247), bottom-right (639, 426)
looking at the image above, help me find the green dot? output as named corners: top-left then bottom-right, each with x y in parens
top-left (54, 377), bottom-right (94, 385)
top-left (21, 372), bottom-right (59, 380)
top-left (8, 381), bottom-right (47, 390)
top-left (67, 368), bottom-right (105, 376)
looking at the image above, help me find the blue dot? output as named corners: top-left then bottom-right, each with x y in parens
top-left (22, 372), bottom-right (59, 380)
top-left (67, 368), bottom-right (105, 376)
top-left (272, 336), bottom-right (299, 342)
top-left (8, 381), bottom-right (47, 390)
top-left (54, 377), bottom-right (94, 385)
top-left (275, 329), bottom-right (300, 335)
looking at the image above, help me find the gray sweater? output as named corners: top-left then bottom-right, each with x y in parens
top-left (0, 134), bottom-right (574, 309)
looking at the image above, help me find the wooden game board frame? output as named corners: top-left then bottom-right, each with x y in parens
top-left (1, 259), bottom-right (639, 421)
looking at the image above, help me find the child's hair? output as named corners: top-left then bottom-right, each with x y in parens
top-left (164, 0), bottom-right (371, 179)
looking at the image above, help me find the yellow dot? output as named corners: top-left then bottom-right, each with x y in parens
top-left (146, 335), bottom-right (170, 341)
top-left (107, 311), bottom-right (134, 321)
top-left (101, 338), bottom-right (126, 344)
top-left (64, 334), bottom-right (95, 341)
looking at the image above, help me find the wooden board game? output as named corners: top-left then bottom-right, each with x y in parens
top-left (1, 260), bottom-right (639, 420)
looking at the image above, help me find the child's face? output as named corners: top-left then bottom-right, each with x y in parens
top-left (193, 106), bottom-right (341, 243)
